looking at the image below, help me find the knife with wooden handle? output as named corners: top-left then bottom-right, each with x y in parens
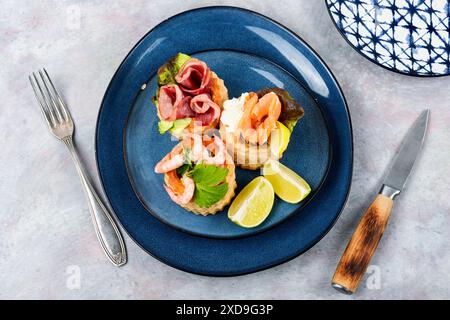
top-left (332, 109), bottom-right (430, 295)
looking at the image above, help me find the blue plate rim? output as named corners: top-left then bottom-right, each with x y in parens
top-left (122, 47), bottom-right (334, 239)
top-left (95, 5), bottom-right (354, 276)
top-left (324, 0), bottom-right (450, 78)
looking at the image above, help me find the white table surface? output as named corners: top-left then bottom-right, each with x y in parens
top-left (1, 0), bottom-right (449, 299)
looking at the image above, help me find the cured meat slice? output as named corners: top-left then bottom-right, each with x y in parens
top-left (175, 58), bottom-right (211, 95)
top-left (158, 84), bottom-right (194, 121)
top-left (190, 94), bottom-right (221, 126)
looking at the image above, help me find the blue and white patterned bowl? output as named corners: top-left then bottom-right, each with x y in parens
top-left (326, 0), bottom-right (450, 76)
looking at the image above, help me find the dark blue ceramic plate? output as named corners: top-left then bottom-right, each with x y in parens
top-left (124, 50), bottom-right (331, 238)
top-left (96, 6), bottom-right (352, 275)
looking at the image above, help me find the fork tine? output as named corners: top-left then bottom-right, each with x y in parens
top-left (29, 72), bottom-right (55, 128)
top-left (38, 69), bottom-right (64, 124)
top-left (42, 68), bottom-right (71, 122)
top-left (32, 71), bottom-right (58, 125)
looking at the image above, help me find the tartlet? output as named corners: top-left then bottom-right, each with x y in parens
top-left (220, 88), bottom-right (304, 169)
top-left (153, 53), bottom-right (228, 137)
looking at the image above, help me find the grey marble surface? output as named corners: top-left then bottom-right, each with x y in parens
top-left (1, 0), bottom-right (449, 300)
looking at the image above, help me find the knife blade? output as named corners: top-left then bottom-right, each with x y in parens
top-left (332, 109), bottom-right (429, 295)
top-left (380, 109), bottom-right (429, 198)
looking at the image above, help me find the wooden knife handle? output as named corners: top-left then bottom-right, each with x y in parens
top-left (332, 194), bottom-right (394, 294)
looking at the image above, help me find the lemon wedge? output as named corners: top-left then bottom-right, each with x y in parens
top-left (269, 121), bottom-right (291, 159)
top-left (228, 177), bottom-right (275, 228)
top-left (263, 160), bottom-right (311, 204)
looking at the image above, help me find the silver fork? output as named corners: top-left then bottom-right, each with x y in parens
top-left (29, 69), bottom-right (127, 266)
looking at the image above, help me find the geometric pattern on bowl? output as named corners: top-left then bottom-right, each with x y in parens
top-left (326, 0), bottom-right (450, 76)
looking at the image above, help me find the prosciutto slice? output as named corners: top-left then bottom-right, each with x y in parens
top-left (175, 58), bottom-right (211, 95)
top-left (174, 96), bottom-right (196, 119)
top-left (158, 84), bottom-right (195, 121)
top-left (190, 94), bottom-right (221, 126)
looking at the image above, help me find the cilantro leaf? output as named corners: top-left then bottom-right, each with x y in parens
top-left (194, 183), bottom-right (229, 208)
top-left (192, 164), bottom-right (229, 208)
top-left (192, 164), bottom-right (228, 186)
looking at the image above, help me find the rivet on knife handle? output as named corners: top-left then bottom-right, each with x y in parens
top-left (332, 193), bottom-right (393, 294)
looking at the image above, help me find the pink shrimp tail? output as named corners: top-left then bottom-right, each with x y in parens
top-left (164, 175), bottom-right (195, 205)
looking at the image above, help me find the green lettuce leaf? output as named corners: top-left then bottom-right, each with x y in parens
top-left (191, 164), bottom-right (229, 208)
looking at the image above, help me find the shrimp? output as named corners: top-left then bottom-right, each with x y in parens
top-left (251, 92), bottom-right (281, 122)
top-left (237, 92), bottom-right (281, 145)
top-left (237, 93), bottom-right (259, 144)
top-left (156, 134), bottom-right (229, 206)
top-left (252, 92), bottom-right (281, 144)
top-left (181, 133), bottom-right (226, 165)
top-left (164, 170), bottom-right (195, 205)
top-left (202, 135), bottom-right (227, 165)
top-left (154, 145), bottom-right (184, 173)
top-left (182, 133), bottom-right (203, 162)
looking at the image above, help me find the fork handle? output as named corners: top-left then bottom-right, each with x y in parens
top-left (63, 137), bottom-right (127, 266)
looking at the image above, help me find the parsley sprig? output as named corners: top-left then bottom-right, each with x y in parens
top-left (191, 164), bottom-right (229, 208)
